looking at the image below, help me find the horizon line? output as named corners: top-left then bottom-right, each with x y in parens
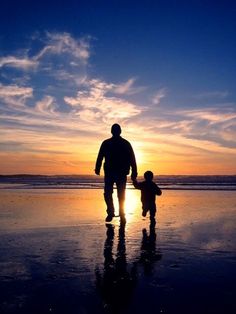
top-left (1, 173), bottom-right (236, 177)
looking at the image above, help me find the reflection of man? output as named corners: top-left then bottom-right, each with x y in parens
top-left (95, 124), bottom-right (137, 222)
top-left (95, 223), bottom-right (137, 312)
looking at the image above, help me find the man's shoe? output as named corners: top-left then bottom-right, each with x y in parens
top-left (105, 214), bottom-right (114, 222)
top-left (142, 210), bottom-right (147, 217)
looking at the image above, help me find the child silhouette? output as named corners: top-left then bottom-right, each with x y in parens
top-left (133, 171), bottom-right (162, 222)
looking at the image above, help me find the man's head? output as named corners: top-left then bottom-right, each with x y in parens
top-left (144, 171), bottom-right (154, 181)
top-left (111, 123), bottom-right (122, 137)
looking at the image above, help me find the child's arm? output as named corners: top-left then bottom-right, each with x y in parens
top-left (132, 178), bottom-right (141, 190)
top-left (155, 184), bottom-right (162, 196)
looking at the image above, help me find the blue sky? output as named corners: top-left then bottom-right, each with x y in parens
top-left (0, 1), bottom-right (236, 174)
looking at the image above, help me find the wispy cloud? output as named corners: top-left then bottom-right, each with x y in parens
top-left (113, 77), bottom-right (145, 95)
top-left (64, 79), bottom-right (142, 123)
top-left (34, 32), bottom-right (90, 63)
top-left (0, 84), bottom-right (33, 109)
top-left (0, 84), bottom-right (33, 98)
top-left (0, 56), bottom-right (38, 70)
top-left (152, 88), bottom-right (166, 105)
top-left (35, 96), bottom-right (57, 115)
top-left (180, 108), bottom-right (236, 124)
top-left (0, 32), bottom-right (90, 90)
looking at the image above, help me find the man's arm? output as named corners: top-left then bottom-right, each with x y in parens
top-left (95, 142), bottom-right (105, 175)
top-left (129, 143), bottom-right (137, 180)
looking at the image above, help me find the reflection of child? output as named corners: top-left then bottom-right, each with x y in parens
top-left (132, 171), bottom-right (162, 221)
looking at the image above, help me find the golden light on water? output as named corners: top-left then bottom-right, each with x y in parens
top-left (112, 188), bottom-right (141, 223)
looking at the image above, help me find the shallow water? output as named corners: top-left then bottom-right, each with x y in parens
top-left (0, 189), bottom-right (236, 313)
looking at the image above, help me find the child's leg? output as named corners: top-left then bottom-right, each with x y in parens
top-left (149, 205), bottom-right (156, 220)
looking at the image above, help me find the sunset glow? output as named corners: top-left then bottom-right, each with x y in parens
top-left (0, 2), bottom-right (235, 175)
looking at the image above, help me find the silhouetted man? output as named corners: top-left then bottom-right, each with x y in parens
top-left (95, 124), bottom-right (137, 222)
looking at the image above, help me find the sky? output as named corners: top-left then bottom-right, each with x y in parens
top-left (0, 0), bottom-right (236, 175)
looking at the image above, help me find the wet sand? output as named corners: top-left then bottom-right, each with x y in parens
top-left (0, 189), bottom-right (236, 313)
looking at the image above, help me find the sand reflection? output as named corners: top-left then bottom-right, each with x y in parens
top-left (95, 222), bottom-right (137, 312)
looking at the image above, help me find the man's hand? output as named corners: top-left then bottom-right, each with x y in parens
top-left (95, 169), bottom-right (100, 175)
top-left (131, 172), bottom-right (137, 181)
top-left (132, 177), bottom-right (139, 189)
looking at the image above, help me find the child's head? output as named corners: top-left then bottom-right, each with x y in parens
top-left (144, 170), bottom-right (154, 181)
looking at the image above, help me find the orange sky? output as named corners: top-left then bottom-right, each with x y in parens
top-left (1, 123), bottom-right (235, 175)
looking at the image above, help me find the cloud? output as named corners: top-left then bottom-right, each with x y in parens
top-left (152, 88), bottom-right (166, 105)
top-left (173, 108), bottom-right (236, 149)
top-left (50, 69), bottom-right (87, 86)
top-left (113, 77), bottom-right (145, 95)
top-left (0, 56), bottom-right (38, 70)
top-left (129, 103), bottom-right (236, 153)
top-left (0, 84), bottom-right (33, 108)
top-left (34, 32), bottom-right (90, 63)
top-left (35, 96), bottom-right (57, 115)
top-left (0, 32), bottom-right (90, 91)
top-left (114, 78), bottom-right (135, 94)
top-left (180, 108), bottom-right (236, 124)
top-left (64, 79), bottom-right (142, 123)
top-left (0, 84), bottom-right (33, 98)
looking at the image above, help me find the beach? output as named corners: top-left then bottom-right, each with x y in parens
top-left (0, 188), bottom-right (236, 313)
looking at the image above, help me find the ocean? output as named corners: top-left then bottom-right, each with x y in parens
top-left (0, 174), bottom-right (236, 190)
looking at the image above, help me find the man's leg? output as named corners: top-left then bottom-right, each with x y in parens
top-left (104, 175), bottom-right (115, 220)
top-left (116, 176), bottom-right (127, 217)
top-left (142, 205), bottom-right (148, 217)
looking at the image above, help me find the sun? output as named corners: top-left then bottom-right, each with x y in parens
top-left (113, 187), bottom-right (140, 223)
